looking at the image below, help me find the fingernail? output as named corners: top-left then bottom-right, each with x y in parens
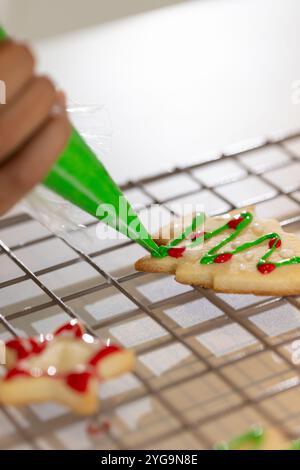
top-left (51, 102), bottom-right (64, 116)
top-left (56, 90), bottom-right (67, 107)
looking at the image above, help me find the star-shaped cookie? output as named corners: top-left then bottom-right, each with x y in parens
top-left (0, 320), bottom-right (134, 415)
top-left (135, 207), bottom-right (300, 296)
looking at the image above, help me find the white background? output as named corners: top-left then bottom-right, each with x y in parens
top-left (1, 0), bottom-right (300, 184)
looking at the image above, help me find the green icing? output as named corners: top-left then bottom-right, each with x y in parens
top-left (290, 439), bottom-right (300, 450)
top-left (151, 212), bottom-right (205, 257)
top-left (214, 425), bottom-right (265, 450)
top-left (153, 210), bottom-right (300, 273)
top-left (215, 427), bottom-right (300, 450)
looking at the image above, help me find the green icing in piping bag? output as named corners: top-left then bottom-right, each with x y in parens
top-left (0, 26), bottom-right (160, 255)
top-left (0, 26), bottom-right (6, 41)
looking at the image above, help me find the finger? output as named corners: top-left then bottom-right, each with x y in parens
top-left (0, 108), bottom-right (71, 215)
top-left (0, 75), bottom-right (56, 162)
top-left (0, 41), bottom-right (35, 103)
top-left (56, 90), bottom-right (67, 108)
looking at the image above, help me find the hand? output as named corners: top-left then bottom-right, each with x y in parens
top-left (0, 39), bottom-right (71, 215)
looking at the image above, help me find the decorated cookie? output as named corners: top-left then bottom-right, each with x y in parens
top-left (214, 426), bottom-right (300, 450)
top-left (135, 207), bottom-right (300, 296)
top-left (0, 320), bottom-right (134, 415)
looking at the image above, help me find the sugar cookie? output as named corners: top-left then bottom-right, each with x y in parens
top-left (0, 320), bottom-right (134, 415)
top-left (135, 208), bottom-right (300, 295)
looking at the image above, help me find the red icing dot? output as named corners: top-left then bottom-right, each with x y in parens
top-left (54, 321), bottom-right (84, 338)
top-left (214, 253), bottom-right (233, 263)
top-left (191, 231), bottom-right (207, 242)
top-left (66, 372), bottom-right (92, 393)
top-left (258, 263), bottom-right (276, 274)
top-left (87, 420), bottom-right (110, 436)
top-left (228, 217), bottom-right (244, 230)
top-left (5, 368), bottom-right (31, 381)
top-left (268, 238), bottom-right (281, 249)
top-left (168, 247), bottom-right (186, 258)
top-left (89, 345), bottom-right (121, 367)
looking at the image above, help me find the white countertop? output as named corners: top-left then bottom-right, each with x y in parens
top-left (33, 0), bottom-right (300, 184)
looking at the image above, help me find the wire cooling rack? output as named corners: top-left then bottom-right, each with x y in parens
top-left (1, 130), bottom-right (300, 449)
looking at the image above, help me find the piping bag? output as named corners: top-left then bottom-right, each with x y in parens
top-left (0, 26), bottom-right (160, 255)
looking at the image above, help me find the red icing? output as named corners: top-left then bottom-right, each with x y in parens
top-left (214, 253), bottom-right (233, 263)
top-left (6, 368), bottom-right (31, 380)
top-left (54, 321), bottom-right (84, 338)
top-left (29, 339), bottom-right (46, 355)
top-left (168, 247), bottom-right (186, 258)
top-left (191, 231), bottom-right (206, 242)
top-left (228, 217), bottom-right (244, 230)
top-left (6, 338), bottom-right (46, 361)
top-left (3, 321), bottom-right (124, 394)
top-left (87, 419), bottom-right (110, 436)
top-left (89, 345), bottom-right (121, 367)
top-left (66, 371), bottom-right (92, 393)
top-left (258, 263), bottom-right (276, 274)
top-left (268, 238), bottom-right (281, 249)
top-left (6, 339), bottom-right (29, 360)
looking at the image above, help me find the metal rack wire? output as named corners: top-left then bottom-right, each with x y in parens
top-left (1, 129), bottom-right (300, 449)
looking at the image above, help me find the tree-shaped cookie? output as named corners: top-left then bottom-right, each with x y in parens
top-left (135, 208), bottom-right (300, 296)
